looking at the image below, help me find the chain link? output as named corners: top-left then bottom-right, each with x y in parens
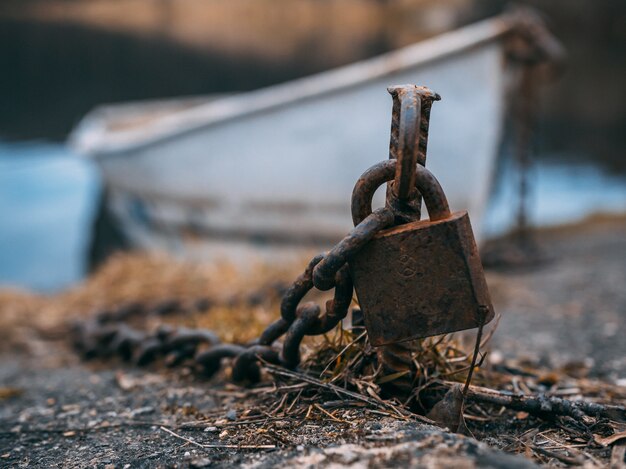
top-left (71, 14), bottom-right (563, 392)
top-left (72, 192), bottom-right (395, 383)
top-left (71, 85), bottom-right (441, 386)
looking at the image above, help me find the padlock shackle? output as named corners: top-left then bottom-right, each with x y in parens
top-left (387, 85), bottom-right (440, 203)
top-left (393, 88), bottom-right (420, 202)
top-left (351, 159), bottom-right (451, 227)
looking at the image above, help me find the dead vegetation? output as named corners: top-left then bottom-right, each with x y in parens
top-left (1, 242), bottom-right (626, 467)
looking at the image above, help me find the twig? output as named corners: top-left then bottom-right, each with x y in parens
top-left (437, 352), bottom-right (487, 379)
top-left (313, 404), bottom-right (349, 423)
top-left (176, 416), bottom-right (289, 430)
top-left (160, 426), bottom-right (206, 449)
top-left (285, 388), bottom-right (304, 415)
top-left (268, 393), bottom-right (289, 415)
top-left (159, 426), bottom-right (275, 450)
top-left (480, 311), bottom-right (501, 348)
top-left (462, 306), bottom-right (487, 398)
top-left (454, 383), bottom-right (626, 421)
top-left (246, 383), bottom-right (308, 395)
top-left (264, 363), bottom-right (434, 424)
top-left (523, 441), bottom-right (584, 466)
top-left (319, 331), bottom-right (367, 377)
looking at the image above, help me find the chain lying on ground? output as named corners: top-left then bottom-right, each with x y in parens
top-left (73, 84), bottom-right (442, 386)
top-left (72, 166), bottom-right (404, 383)
top-left (72, 13), bottom-right (566, 395)
top-left (71, 216), bottom-right (391, 382)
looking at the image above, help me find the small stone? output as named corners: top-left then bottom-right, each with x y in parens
top-left (130, 406), bottom-right (155, 417)
top-left (225, 409), bottom-right (237, 421)
top-left (489, 350), bottom-right (504, 365)
top-left (190, 458), bottom-right (211, 468)
top-left (204, 426), bottom-right (218, 433)
top-left (184, 451), bottom-right (191, 458)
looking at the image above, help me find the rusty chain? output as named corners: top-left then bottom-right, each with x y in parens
top-left (71, 13), bottom-right (562, 393)
top-left (72, 199), bottom-right (397, 383)
top-left (72, 85), bottom-right (439, 385)
top-left (72, 87), bottom-right (441, 398)
top-left (71, 177), bottom-right (418, 385)
top-left (73, 176), bottom-right (444, 383)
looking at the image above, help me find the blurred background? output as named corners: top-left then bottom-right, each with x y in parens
top-left (1, 0), bottom-right (625, 292)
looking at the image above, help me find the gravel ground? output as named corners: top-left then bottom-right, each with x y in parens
top-left (0, 359), bottom-right (537, 468)
top-left (489, 217), bottom-right (626, 380)
top-left (0, 216), bottom-right (624, 468)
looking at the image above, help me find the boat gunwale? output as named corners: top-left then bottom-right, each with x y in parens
top-left (69, 15), bottom-right (513, 158)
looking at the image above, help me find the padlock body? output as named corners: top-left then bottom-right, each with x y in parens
top-left (349, 211), bottom-right (494, 346)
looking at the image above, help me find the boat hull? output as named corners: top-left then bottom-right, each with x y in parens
top-left (71, 19), bottom-right (512, 260)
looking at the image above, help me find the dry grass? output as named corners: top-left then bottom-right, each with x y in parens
top-left (2, 251), bottom-right (626, 466)
top-left (0, 251), bottom-right (299, 343)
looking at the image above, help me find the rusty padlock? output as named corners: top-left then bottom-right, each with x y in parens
top-left (349, 159), bottom-right (494, 346)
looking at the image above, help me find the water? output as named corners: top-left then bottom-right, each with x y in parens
top-left (484, 154), bottom-right (626, 237)
top-left (0, 142), bottom-right (100, 292)
top-left (0, 142), bottom-right (624, 292)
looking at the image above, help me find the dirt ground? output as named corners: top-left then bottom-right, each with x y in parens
top-left (488, 217), bottom-right (626, 379)
top-left (0, 216), bottom-right (625, 468)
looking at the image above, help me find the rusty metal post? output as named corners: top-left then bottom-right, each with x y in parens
top-left (377, 85), bottom-right (440, 397)
top-left (505, 6), bottom-right (565, 257)
top-left (385, 85), bottom-right (440, 225)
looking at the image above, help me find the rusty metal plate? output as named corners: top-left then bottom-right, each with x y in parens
top-left (349, 211), bottom-right (494, 346)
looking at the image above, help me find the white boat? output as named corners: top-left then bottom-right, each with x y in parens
top-left (69, 13), bottom-right (558, 262)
